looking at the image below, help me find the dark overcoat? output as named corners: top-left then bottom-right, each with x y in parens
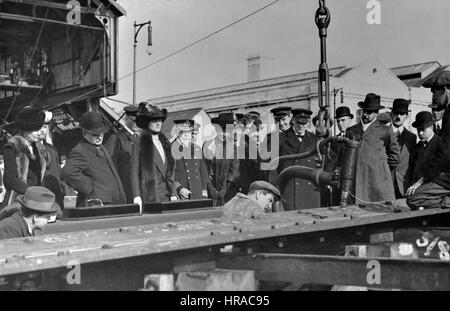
top-left (391, 128), bottom-right (416, 197)
top-left (346, 120), bottom-right (400, 202)
top-left (203, 136), bottom-right (240, 206)
top-left (276, 128), bottom-right (320, 210)
top-left (172, 140), bottom-right (210, 200)
top-left (104, 129), bottom-right (139, 203)
top-left (423, 135), bottom-right (450, 189)
top-left (406, 134), bottom-right (440, 187)
top-left (2, 140), bottom-right (46, 208)
top-left (42, 142), bottom-right (65, 209)
top-left (130, 130), bottom-right (178, 203)
top-left (0, 212), bottom-right (31, 239)
top-left (61, 139), bottom-right (126, 207)
top-left (259, 130), bottom-right (281, 184)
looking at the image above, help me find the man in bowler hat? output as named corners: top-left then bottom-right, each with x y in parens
top-left (390, 98), bottom-right (416, 198)
top-left (405, 111), bottom-right (441, 197)
top-left (346, 93), bottom-right (400, 202)
top-left (62, 111), bottom-right (126, 207)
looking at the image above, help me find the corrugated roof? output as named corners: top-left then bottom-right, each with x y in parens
top-left (391, 61), bottom-right (441, 77)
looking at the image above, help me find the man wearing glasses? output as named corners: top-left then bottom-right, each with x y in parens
top-left (346, 93), bottom-right (400, 203)
top-left (62, 111), bottom-right (126, 207)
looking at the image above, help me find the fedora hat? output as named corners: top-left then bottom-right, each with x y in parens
top-left (412, 111), bottom-right (435, 129)
top-left (136, 102), bottom-right (168, 129)
top-left (78, 111), bottom-right (110, 135)
top-left (334, 106), bottom-right (354, 119)
top-left (15, 106), bottom-right (45, 131)
top-left (211, 112), bottom-right (235, 126)
top-left (358, 93), bottom-right (384, 111)
top-left (392, 98), bottom-right (410, 114)
top-left (18, 186), bottom-right (59, 213)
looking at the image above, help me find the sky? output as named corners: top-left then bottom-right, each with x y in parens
top-left (107, 0), bottom-right (450, 108)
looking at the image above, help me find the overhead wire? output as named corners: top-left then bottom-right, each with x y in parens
top-left (48, 0), bottom-right (283, 110)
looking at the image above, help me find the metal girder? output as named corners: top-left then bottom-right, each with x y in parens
top-left (217, 252), bottom-right (450, 291)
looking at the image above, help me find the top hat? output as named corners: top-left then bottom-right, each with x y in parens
top-left (15, 106), bottom-right (45, 132)
top-left (291, 108), bottom-right (312, 124)
top-left (18, 186), bottom-right (59, 213)
top-left (78, 111), bottom-right (110, 134)
top-left (412, 111), bottom-right (435, 129)
top-left (136, 102), bottom-right (168, 129)
top-left (124, 105), bottom-right (139, 116)
top-left (358, 93), bottom-right (384, 111)
top-left (270, 106), bottom-right (291, 119)
top-left (249, 180), bottom-right (281, 199)
top-left (392, 98), bottom-right (410, 114)
top-left (334, 106), bottom-right (354, 119)
top-left (211, 112), bottom-right (235, 127)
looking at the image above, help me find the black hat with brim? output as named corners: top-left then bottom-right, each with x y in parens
top-left (334, 106), bottom-right (354, 119)
top-left (271, 106), bottom-right (292, 119)
top-left (136, 102), bottom-right (167, 129)
top-left (15, 107), bottom-right (45, 132)
top-left (79, 111), bottom-right (110, 135)
top-left (412, 111), bottom-right (435, 129)
top-left (358, 93), bottom-right (384, 111)
top-left (211, 112), bottom-right (235, 127)
top-left (392, 98), bottom-right (410, 114)
top-left (124, 105), bottom-right (139, 116)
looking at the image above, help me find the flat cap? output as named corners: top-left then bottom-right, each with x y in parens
top-left (249, 180), bottom-right (281, 199)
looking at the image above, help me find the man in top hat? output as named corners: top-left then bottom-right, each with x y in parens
top-left (277, 108), bottom-right (321, 210)
top-left (390, 98), bottom-right (417, 198)
top-left (131, 103), bottom-right (178, 207)
top-left (171, 118), bottom-right (211, 200)
top-left (104, 105), bottom-right (140, 203)
top-left (62, 111), bottom-right (126, 207)
top-left (204, 112), bottom-right (240, 206)
top-left (222, 180), bottom-right (281, 218)
top-left (405, 111), bottom-right (441, 197)
top-left (346, 93), bottom-right (400, 202)
top-left (260, 107), bottom-right (292, 183)
top-left (0, 186), bottom-right (58, 239)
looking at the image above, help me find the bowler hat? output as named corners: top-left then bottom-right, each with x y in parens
top-left (211, 112), bottom-right (235, 126)
top-left (334, 106), bottom-right (354, 119)
top-left (78, 111), bottom-right (110, 134)
top-left (124, 105), bottom-right (138, 116)
top-left (136, 102), bottom-right (168, 129)
top-left (429, 102), bottom-right (446, 110)
top-left (358, 93), bottom-right (384, 111)
top-left (412, 111), bottom-right (435, 129)
top-left (392, 98), bottom-right (410, 114)
top-left (18, 186), bottom-right (59, 213)
top-left (249, 180), bottom-right (281, 199)
top-left (15, 106), bottom-right (45, 131)
top-left (270, 106), bottom-right (292, 119)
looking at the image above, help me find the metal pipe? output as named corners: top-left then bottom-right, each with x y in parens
top-left (338, 139), bottom-right (359, 209)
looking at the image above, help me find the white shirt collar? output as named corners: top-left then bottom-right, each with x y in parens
top-left (437, 119), bottom-right (443, 127)
top-left (23, 217), bottom-right (33, 236)
top-left (361, 119), bottom-right (376, 132)
top-left (392, 125), bottom-right (404, 134)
